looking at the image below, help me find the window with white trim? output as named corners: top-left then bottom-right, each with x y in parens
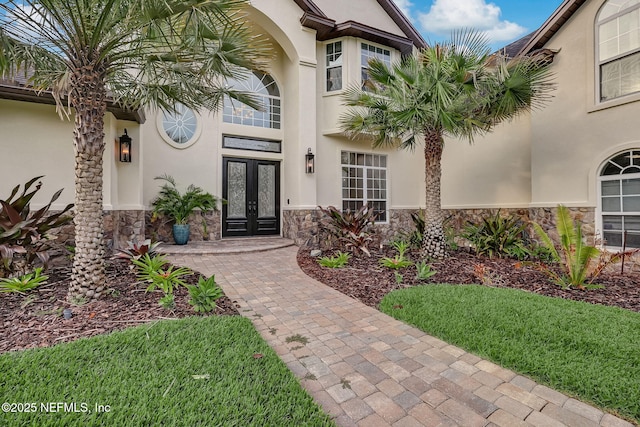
top-left (326, 41), bottom-right (343, 92)
top-left (341, 151), bottom-right (387, 221)
top-left (361, 42), bottom-right (391, 90)
top-left (599, 149), bottom-right (640, 248)
top-left (597, 1), bottom-right (640, 101)
top-left (223, 71), bottom-right (281, 129)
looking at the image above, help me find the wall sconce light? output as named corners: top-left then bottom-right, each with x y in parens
top-left (305, 148), bottom-right (315, 174)
top-left (119, 129), bottom-right (132, 163)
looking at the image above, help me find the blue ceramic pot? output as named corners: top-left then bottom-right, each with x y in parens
top-left (172, 224), bottom-right (190, 245)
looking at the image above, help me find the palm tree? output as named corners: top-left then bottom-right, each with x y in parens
top-left (341, 31), bottom-right (555, 259)
top-left (0, 0), bottom-right (269, 299)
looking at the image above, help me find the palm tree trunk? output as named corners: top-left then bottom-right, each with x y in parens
top-left (420, 131), bottom-right (446, 259)
top-left (67, 66), bottom-right (108, 300)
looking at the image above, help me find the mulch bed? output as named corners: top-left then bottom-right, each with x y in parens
top-left (4, 246), bottom-right (639, 355)
top-left (297, 246), bottom-right (640, 312)
top-left (0, 259), bottom-right (239, 354)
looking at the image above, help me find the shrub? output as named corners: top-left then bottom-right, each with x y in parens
top-left (158, 294), bottom-right (176, 310)
top-left (0, 177), bottom-right (73, 277)
top-left (151, 175), bottom-right (222, 225)
top-left (0, 267), bottom-right (48, 294)
top-left (462, 210), bottom-right (530, 259)
top-left (380, 240), bottom-right (413, 269)
top-left (415, 261), bottom-right (436, 280)
top-left (532, 205), bottom-right (603, 289)
top-left (115, 239), bottom-right (162, 262)
top-left (132, 254), bottom-right (192, 294)
top-left (318, 251), bottom-right (350, 268)
top-left (319, 204), bottom-right (376, 256)
top-left (186, 275), bottom-right (224, 313)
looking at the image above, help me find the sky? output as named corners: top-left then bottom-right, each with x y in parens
top-left (392, 0), bottom-right (564, 50)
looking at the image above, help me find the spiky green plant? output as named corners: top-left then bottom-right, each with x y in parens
top-left (533, 205), bottom-right (601, 289)
top-left (0, 267), bottom-right (48, 294)
top-left (186, 275), bottom-right (224, 313)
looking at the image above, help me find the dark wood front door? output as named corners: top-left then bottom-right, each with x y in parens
top-left (222, 158), bottom-right (280, 237)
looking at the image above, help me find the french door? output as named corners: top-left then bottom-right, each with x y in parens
top-left (222, 158), bottom-right (280, 237)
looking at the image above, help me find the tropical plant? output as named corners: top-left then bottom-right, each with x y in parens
top-left (114, 239), bottom-right (162, 262)
top-left (318, 251), bottom-right (350, 268)
top-left (0, 177), bottom-right (73, 276)
top-left (380, 256), bottom-right (413, 269)
top-left (319, 204), bottom-right (376, 256)
top-left (380, 240), bottom-right (413, 269)
top-left (341, 30), bottom-right (554, 259)
top-left (532, 205), bottom-right (602, 289)
top-left (158, 294), bottom-right (176, 310)
top-left (415, 261), bottom-right (436, 280)
top-left (0, 267), bottom-right (48, 294)
top-left (132, 254), bottom-right (192, 294)
top-left (151, 175), bottom-right (223, 225)
top-left (186, 275), bottom-right (224, 313)
top-left (0, 0), bottom-right (269, 300)
top-left (462, 210), bottom-right (530, 259)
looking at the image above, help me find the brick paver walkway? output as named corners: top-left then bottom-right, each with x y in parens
top-left (168, 245), bottom-right (633, 427)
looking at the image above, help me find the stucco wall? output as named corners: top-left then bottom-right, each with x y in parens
top-left (441, 0), bottom-right (640, 214)
top-left (441, 115), bottom-right (532, 209)
top-left (315, 0), bottom-right (407, 38)
top-left (529, 0), bottom-right (640, 208)
top-left (0, 100), bottom-right (75, 208)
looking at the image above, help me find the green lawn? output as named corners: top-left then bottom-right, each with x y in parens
top-left (0, 316), bottom-right (334, 427)
top-left (380, 284), bottom-right (640, 423)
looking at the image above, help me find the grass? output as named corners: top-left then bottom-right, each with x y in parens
top-left (379, 284), bottom-right (640, 423)
top-left (0, 316), bottom-right (334, 427)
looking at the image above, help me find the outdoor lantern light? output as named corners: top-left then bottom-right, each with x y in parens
top-left (119, 129), bottom-right (132, 163)
top-left (305, 148), bottom-right (315, 174)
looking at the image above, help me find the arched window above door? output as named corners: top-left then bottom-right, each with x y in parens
top-left (223, 71), bottom-right (281, 129)
top-left (599, 149), bottom-right (640, 248)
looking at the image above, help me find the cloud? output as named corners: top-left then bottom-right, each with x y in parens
top-left (392, 0), bottom-right (414, 20)
top-left (418, 0), bottom-right (527, 43)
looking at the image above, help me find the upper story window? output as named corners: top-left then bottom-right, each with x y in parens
top-left (361, 42), bottom-right (391, 90)
top-left (599, 149), bottom-right (640, 248)
top-left (326, 41), bottom-right (343, 92)
top-left (597, 1), bottom-right (640, 101)
top-left (223, 71), bottom-right (281, 129)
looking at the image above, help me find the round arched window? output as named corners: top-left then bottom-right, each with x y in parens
top-left (222, 71), bottom-right (281, 129)
top-left (157, 104), bottom-right (201, 149)
top-left (599, 149), bottom-right (640, 248)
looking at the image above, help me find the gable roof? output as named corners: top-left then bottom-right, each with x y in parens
top-left (516, 0), bottom-right (588, 56)
top-left (296, 0), bottom-right (427, 54)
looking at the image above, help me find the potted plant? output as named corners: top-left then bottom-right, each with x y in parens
top-left (151, 175), bottom-right (222, 245)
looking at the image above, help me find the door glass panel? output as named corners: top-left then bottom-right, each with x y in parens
top-left (227, 162), bottom-right (246, 218)
top-left (258, 164), bottom-right (276, 217)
